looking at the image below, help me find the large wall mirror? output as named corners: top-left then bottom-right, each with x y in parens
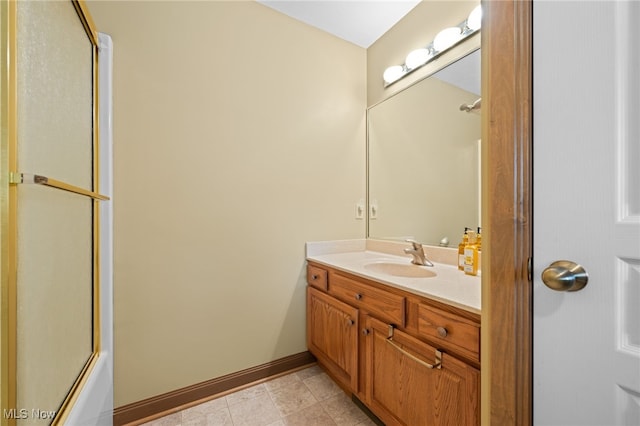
top-left (367, 48), bottom-right (481, 247)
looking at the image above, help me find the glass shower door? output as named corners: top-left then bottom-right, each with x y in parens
top-left (1, 1), bottom-right (107, 424)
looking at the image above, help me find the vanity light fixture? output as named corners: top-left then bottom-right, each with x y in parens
top-left (467, 5), bottom-right (482, 31)
top-left (433, 27), bottom-right (464, 52)
top-left (383, 65), bottom-right (405, 85)
top-left (383, 5), bottom-right (482, 86)
top-left (405, 48), bottom-right (432, 69)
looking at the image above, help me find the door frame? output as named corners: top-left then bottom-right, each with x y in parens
top-left (481, 1), bottom-right (533, 425)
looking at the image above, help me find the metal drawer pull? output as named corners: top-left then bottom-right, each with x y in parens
top-left (387, 325), bottom-right (442, 370)
top-left (355, 293), bottom-right (362, 300)
top-left (311, 274), bottom-right (319, 280)
top-left (10, 172), bottom-right (110, 201)
top-left (436, 326), bottom-right (448, 338)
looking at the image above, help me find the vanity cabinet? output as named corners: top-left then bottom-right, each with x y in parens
top-left (306, 262), bottom-right (480, 426)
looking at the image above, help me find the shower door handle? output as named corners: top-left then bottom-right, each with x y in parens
top-left (10, 172), bottom-right (110, 201)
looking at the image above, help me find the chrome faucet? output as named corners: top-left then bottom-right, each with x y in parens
top-left (404, 239), bottom-right (434, 267)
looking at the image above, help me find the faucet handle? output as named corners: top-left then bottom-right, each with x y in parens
top-left (405, 239), bottom-right (422, 249)
top-left (404, 239), bottom-right (434, 267)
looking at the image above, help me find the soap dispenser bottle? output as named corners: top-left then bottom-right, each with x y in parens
top-left (464, 231), bottom-right (479, 276)
top-left (458, 227), bottom-right (471, 271)
top-left (476, 227), bottom-right (482, 251)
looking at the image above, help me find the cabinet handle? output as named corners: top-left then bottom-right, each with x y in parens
top-left (347, 319), bottom-right (355, 326)
top-left (311, 274), bottom-right (319, 280)
top-left (436, 326), bottom-right (448, 338)
top-left (355, 293), bottom-right (363, 300)
top-left (387, 325), bottom-right (442, 370)
top-left (362, 328), bottom-right (370, 336)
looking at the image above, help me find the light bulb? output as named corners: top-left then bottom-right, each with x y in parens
top-left (383, 65), bottom-right (405, 84)
top-left (433, 27), bottom-right (463, 52)
top-left (467, 5), bottom-right (482, 31)
top-left (405, 48), bottom-right (431, 69)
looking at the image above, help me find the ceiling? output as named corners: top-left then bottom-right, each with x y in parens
top-left (256, 1), bottom-right (422, 48)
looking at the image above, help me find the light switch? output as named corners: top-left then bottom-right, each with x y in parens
top-left (369, 200), bottom-right (378, 220)
top-left (355, 200), bottom-right (365, 220)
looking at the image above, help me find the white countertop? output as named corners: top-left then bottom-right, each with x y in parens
top-left (306, 239), bottom-right (481, 314)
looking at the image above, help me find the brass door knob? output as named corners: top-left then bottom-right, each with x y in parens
top-left (541, 260), bottom-right (588, 292)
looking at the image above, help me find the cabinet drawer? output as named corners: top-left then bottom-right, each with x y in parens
top-left (417, 304), bottom-right (480, 362)
top-left (307, 264), bottom-right (328, 291)
top-left (330, 273), bottom-right (405, 326)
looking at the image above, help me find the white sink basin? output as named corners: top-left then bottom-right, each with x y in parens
top-left (364, 261), bottom-right (437, 278)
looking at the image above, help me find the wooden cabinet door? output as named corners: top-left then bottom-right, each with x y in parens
top-left (306, 286), bottom-right (358, 390)
top-left (365, 316), bottom-right (479, 426)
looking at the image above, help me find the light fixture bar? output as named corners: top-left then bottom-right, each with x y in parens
top-left (383, 5), bottom-right (481, 87)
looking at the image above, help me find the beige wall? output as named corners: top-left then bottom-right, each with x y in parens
top-left (367, 0), bottom-right (480, 106)
top-left (86, 1), bottom-right (366, 407)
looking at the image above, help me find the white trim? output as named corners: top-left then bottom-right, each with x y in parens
top-left (66, 32), bottom-right (114, 426)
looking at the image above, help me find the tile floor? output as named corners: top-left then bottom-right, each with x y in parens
top-left (139, 365), bottom-right (379, 426)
